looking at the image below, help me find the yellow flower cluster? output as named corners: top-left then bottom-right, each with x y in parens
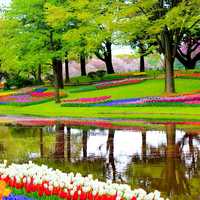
top-left (113, 72), bottom-right (146, 77)
top-left (0, 180), bottom-right (11, 200)
top-left (0, 91), bottom-right (16, 97)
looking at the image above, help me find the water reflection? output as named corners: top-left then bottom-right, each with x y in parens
top-left (0, 124), bottom-right (199, 199)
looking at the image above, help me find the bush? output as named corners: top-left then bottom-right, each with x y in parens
top-left (96, 70), bottom-right (106, 79)
top-left (44, 74), bottom-right (54, 84)
top-left (87, 72), bottom-right (97, 80)
top-left (4, 76), bottom-right (35, 89)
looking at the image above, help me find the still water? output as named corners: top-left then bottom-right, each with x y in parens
top-left (0, 124), bottom-right (199, 200)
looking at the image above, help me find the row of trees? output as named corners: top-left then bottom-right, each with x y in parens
top-left (0, 0), bottom-right (200, 101)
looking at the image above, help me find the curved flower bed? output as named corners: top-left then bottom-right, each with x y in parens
top-left (3, 194), bottom-right (32, 200)
top-left (62, 96), bottom-right (111, 106)
top-left (0, 162), bottom-right (165, 200)
top-left (111, 72), bottom-right (146, 78)
top-left (176, 73), bottom-right (200, 79)
top-left (95, 79), bottom-right (142, 89)
top-left (14, 118), bottom-right (145, 131)
top-left (62, 94), bottom-right (200, 107)
top-left (69, 79), bottom-right (143, 93)
top-left (0, 88), bottom-right (66, 106)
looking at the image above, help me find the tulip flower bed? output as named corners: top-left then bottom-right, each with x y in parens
top-left (62, 94), bottom-right (200, 107)
top-left (13, 118), bottom-right (145, 131)
top-left (95, 79), bottom-right (143, 89)
top-left (0, 162), bottom-right (165, 200)
top-left (69, 79), bottom-right (143, 93)
top-left (0, 88), bottom-right (66, 106)
top-left (111, 72), bottom-right (146, 78)
top-left (176, 73), bottom-right (200, 79)
top-left (62, 96), bottom-right (112, 107)
top-left (97, 94), bottom-right (200, 107)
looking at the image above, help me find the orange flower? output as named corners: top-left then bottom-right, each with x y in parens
top-left (0, 181), bottom-right (11, 199)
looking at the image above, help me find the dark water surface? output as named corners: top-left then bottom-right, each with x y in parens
top-left (0, 123), bottom-right (199, 199)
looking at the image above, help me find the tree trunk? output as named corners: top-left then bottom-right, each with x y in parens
top-left (142, 131), bottom-right (147, 163)
top-left (65, 58), bottom-right (70, 83)
top-left (186, 62), bottom-right (196, 70)
top-left (52, 59), bottom-right (60, 103)
top-left (67, 127), bottom-right (71, 162)
top-left (176, 52), bottom-right (197, 70)
top-left (82, 130), bottom-right (87, 159)
top-left (54, 124), bottom-right (65, 161)
top-left (57, 59), bottom-right (64, 89)
top-left (140, 54), bottom-right (145, 72)
top-left (39, 128), bottom-right (44, 158)
top-left (106, 129), bottom-right (116, 181)
top-left (165, 55), bottom-right (175, 93)
top-left (161, 26), bottom-right (176, 93)
top-left (37, 64), bottom-right (42, 84)
top-left (105, 41), bottom-right (115, 74)
top-left (80, 53), bottom-right (86, 76)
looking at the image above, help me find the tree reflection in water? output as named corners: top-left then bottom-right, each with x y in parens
top-left (126, 125), bottom-right (200, 199)
top-left (160, 124), bottom-right (190, 198)
top-left (0, 124), bottom-right (199, 199)
top-left (67, 127), bottom-right (71, 162)
top-left (39, 128), bottom-right (44, 158)
top-left (82, 130), bottom-right (88, 159)
top-left (54, 124), bottom-right (65, 161)
top-left (106, 129), bottom-right (116, 181)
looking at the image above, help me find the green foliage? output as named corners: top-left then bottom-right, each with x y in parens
top-left (96, 70), bottom-right (106, 79)
top-left (87, 71), bottom-right (97, 80)
top-left (4, 76), bottom-right (35, 89)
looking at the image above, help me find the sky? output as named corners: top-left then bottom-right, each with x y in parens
top-left (0, 0), bottom-right (10, 6)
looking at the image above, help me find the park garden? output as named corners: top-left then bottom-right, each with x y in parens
top-left (0, 0), bottom-right (200, 199)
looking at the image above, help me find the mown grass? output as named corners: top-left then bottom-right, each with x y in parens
top-left (67, 79), bottom-right (200, 100)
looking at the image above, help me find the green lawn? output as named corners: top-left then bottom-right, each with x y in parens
top-left (0, 78), bottom-right (200, 121)
top-left (67, 79), bottom-right (200, 100)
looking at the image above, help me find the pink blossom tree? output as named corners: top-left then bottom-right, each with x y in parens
top-left (176, 35), bottom-right (200, 69)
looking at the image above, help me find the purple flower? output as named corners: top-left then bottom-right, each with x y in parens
top-left (3, 194), bottom-right (33, 200)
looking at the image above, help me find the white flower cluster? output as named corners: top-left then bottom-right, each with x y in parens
top-left (0, 161), bottom-right (168, 200)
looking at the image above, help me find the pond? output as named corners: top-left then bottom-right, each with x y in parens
top-left (0, 120), bottom-right (199, 200)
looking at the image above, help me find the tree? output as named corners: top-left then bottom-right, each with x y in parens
top-left (45, 0), bottom-right (93, 77)
top-left (121, 0), bottom-right (200, 93)
top-left (176, 32), bottom-right (200, 69)
top-left (91, 0), bottom-right (122, 74)
top-left (3, 0), bottom-right (67, 102)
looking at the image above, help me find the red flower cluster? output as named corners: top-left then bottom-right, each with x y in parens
top-left (14, 118), bottom-right (144, 131)
top-left (31, 91), bottom-right (55, 97)
top-left (0, 176), bottom-right (137, 200)
top-left (63, 96), bottom-right (111, 104)
top-left (176, 73), bottom-right (200, 78)
top-left (16, 119), bottom-right (56, 126)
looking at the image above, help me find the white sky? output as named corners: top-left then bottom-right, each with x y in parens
top-left (0, 0), bottom-right (10, 6)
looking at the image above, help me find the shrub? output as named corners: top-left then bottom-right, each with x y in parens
top-left (4, 76), bottom-right (35, 89)
top-left (96, 70), bottom-right (106, 79)
top-left (44, 74), bottom-right (54, 84)
top-left (87, 71), bottom-right (97, 80)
